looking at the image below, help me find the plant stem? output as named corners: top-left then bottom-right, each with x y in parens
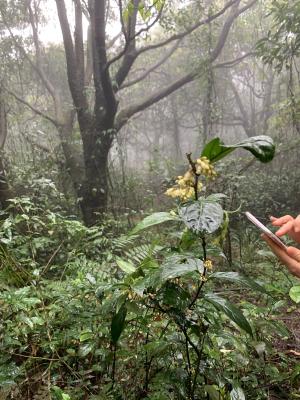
top-left (186, 152), bottom-right (200, 200)
top-left (189, 235), bottom-right (207, 308)
top-left (112, 344), bottom-right (117, 388)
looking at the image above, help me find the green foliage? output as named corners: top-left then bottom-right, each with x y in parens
top-left (201, 136), bottom-right (275, 164)
top-left (289, 285), bottom-right (300, 303)
top-left (1, 136), bottom-right (299, 399)
top-left (256, 0), bottom-right (300, 72)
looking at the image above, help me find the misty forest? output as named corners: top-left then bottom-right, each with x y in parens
top-left (2, 0), bottom-right (300, 399)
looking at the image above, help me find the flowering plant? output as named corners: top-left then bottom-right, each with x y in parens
top-left (105, 136), bottom-right (275, 398)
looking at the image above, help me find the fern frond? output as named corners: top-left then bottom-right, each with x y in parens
top-left (112, 235), bottom-right (139, 251)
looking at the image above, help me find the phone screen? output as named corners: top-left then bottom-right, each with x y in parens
top-left (245, 211), bottom-right (288, 251)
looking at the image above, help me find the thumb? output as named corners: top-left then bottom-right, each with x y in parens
top-left (287, 246), bottom-right (300, 262)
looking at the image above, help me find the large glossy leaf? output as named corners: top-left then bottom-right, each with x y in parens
top-left (201, 135), bottom-right (275, 163)
top-left (210, 272), bottom-right (267, 294)
top-left (111, 304), bottom-right (127, 344)
top-left (179, 201), bottom-right (223, 234)
top-left (161, 256), bottom-right (204, 281)
top-left (204, 293), bottom-right (253, 336)
top-left (130, 212), bottom-right (178, 234)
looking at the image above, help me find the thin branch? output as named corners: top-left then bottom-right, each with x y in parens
top-left (115, 70), bottom-right (199, 131)
top-left (115, 0), bottom-right (257, 130)
top-left (6, 89), bottom-right (59, 128)
top-left (27, 1), bottom-right (57, 100)
top-left (214, 51), bottom-right (254, 69)
top-left (120, 39), bottom-right (182, 90)
top-left (0, 8), bottom-right (56, 100)
top-left (113, 0), bottom-right (140, 89)
top-left (135, 0), bottom-right (240, 57)
top-left (107, 0), bottom-right (164, 69)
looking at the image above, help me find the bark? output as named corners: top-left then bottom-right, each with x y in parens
top-left (0, 91), bottom-right (11, 209)
top-left (79, 127), bottom-right (113, 225)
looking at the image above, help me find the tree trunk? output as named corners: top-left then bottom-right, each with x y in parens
top-left (0, 91), bottom-right (11, 209)
top-left (79, 125), bottom-right (113, 225)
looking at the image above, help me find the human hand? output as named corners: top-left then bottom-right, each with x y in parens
top-left (271, 214), bottom-right (300, 245)
top-left (262, 234), bottom-right (300, 278)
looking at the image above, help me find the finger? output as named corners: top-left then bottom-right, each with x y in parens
top-left (271, 215), bottom-right (293, 226)
top-left (263, 235), bottom-right (300, 277)
top-left (262, 234), bottom-right (288, 259)
top-left (287, 246), bottom-right (300, 262)
top-left (275, 220), bottom-right (294, 236)
top-left (294, 215), bottom-right (300, 233)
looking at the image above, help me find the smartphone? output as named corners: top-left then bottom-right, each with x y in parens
top-left (245, 211), bottom-right (288, 251)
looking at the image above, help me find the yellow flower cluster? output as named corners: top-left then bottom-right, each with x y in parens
top-left (165, 170), bottom-right (203, 201)
top-left (165, 157), bottom-right (216, 201)
top-left (204, 259), bottom-right (213, 270)
top-left (195, 157), bottom-right (217, 178)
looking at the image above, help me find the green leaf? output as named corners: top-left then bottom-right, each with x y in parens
top-left (158, 282), bottom-right (190, 310)
top-left (204, 293), bottom-right (253, 336)
top-left (179, 201), bottom-right (223, 234)
top-left (161, 256), bottom-right (203, 281)
top-left (201, 135), bottom-right (275, 163)
top-left (111, 304), bottom-right (127, 344)
top-left (116, 257), bottom-right (135, 274)
top-left (210, 272), bottom-right (267, 294)
top-left (130, 212), bottom-right (178, 234)
top-left (289, 285), bottom-right (300, 303)
top-left (51, 386), bottom-right (71, 400)
top-left (80, 330), bottom-right (93, 342)
top-left (230, 387), bottom-right (245, 400)
top-left (78, 343), bottom-right (94, 357)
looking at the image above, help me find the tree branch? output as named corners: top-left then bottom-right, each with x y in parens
top-left (6, 89), bottom-right (59, 128)
top-left (115, 0), bottom-right (257, 130)
top-left (0, 89), bottom-right (7, 150)
top-left (115, 70), bottom-right (199, 130)
top-left (135, 0), bottom-right (240, 57)
top-left (114, 0), bottom-right (140, 89)
top-left (120, 39), bottom-right (182, 90)
top-left (74, 0), bottom-right (85, 90)
top-left (214, 51), bottom-right (254, 69)
top-left (27, 1), bottom-right (57, 100)
top-left (94, 0), bottom-right (117, 121)
top-left (55, 0), bottom-right (88, 115)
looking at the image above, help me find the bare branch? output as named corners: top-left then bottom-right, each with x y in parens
top-left (210, 0), bottom-right (257, 60)
top-left (115, 0), bottom-right (258, 130)
top-left (108, 0), bottom-right (238, 74)
top-left (120, 39), bottom-right (182, 90)
top-left (214, 51), bottom-right (254, 69)
top-left (0, 89), bottom-right (7, 149)
top-left (135, 0), bottom-right (240, 56)
top-left (115, 70), bottom-right (199, 130)
top-left (6, 89), bottom-right (59, 128)
top-left (55, 0), bottom-right (88, 115)
top-left (74, 0), bottom-right (85, 90)
top-left (0, 7), bottom-right (57, 100)
top-left (93, 0), bottom-right (117, 120)
top-left (113, 0), bottom-right (141, 89)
